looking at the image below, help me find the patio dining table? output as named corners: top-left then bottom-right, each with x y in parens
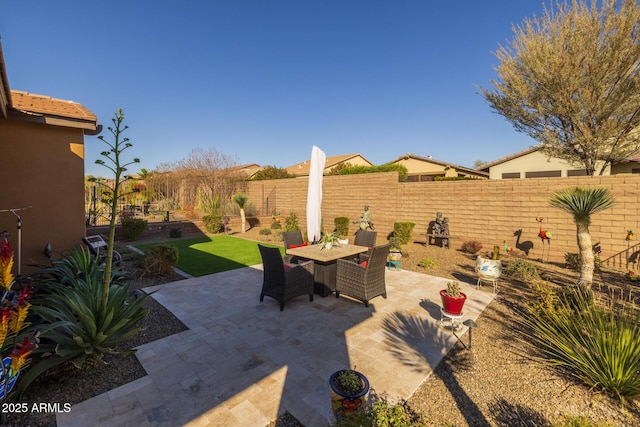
top-left (286, 243), bottom-right (368, 297)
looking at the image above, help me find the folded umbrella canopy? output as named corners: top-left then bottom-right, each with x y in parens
top-left (306, 146), bottom-right (326, 243)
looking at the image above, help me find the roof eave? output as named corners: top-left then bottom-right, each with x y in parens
top-left (0, 40), bottom-right (12, 119)
top-left (7, 109), bottom-right (99, 132)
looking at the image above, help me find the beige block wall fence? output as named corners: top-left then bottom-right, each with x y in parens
top-left (243, 172), bottom-right (640, 264)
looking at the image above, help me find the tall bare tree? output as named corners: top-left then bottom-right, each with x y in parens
top-left (162, 148), bottom-right (240, 214)
top-left (481, 0), bottom-right (640, 175)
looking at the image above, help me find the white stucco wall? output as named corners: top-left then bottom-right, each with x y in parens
top-left (489, 151), bottom-right (610, 179)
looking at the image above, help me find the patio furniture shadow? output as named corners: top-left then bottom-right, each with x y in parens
top-left (102, 266), bottom-right (376, 426)
top-left (381, 308), bottom-right (490, 426)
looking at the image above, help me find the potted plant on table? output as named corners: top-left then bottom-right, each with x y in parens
top-left (329, 368), bottom-right (370, 421)
top-left (440, 281), bottom-right (467, 315)
top-left (321, 232), bottom-right (340, 250)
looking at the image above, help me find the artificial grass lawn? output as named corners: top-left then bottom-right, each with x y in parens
top-left (135, 235), bottom-right (284, 277)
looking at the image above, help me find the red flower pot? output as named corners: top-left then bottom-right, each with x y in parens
top-left (440, 289), bottom-right (467, 315)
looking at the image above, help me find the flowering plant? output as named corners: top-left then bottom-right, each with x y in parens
top-left (0, 232), bottom-right (38, 399)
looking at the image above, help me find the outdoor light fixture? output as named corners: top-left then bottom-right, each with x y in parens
top-left (462, 319), bottom-right (478, 351)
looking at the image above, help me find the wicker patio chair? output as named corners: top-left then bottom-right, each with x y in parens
top-left (335, 243), bottom-right (390, 307)
top-left (258, 244), bottom-right (314, 311)
top-left (353, 230), bottom-right (377, 262)
top-left (283, 230), bottom-right (306, 263)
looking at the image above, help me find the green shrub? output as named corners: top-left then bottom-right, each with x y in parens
top-left (528, 281), bottom-right (561, 317)
top-left (259, 228), bottom-right (272, 240)
top-left (142, 244), bottom-right (179, 276)
top-left (461, 240), bottom-right (483, 254)
top-left (419, 258), bottom-right (438, 269)
top-left (434, 176), bottom-right (481, 181)
top-left (121, 217), bottom-right (148, 241)
top-left (284, 212), bottom-right (299, 232)
top-left (564, 252), bottom-right (601, 272)
top-left (334, 217), bottom-right (350, 238)
top-left (523, 285), bottom-right (640, 402)
top-left (338, 163), bottom-right (409, 182)
top-left (393, 222), bottom-right (416, 246)
top-left (389, 236), bottom-right (403, 252)
top-left (335, 394), bottom-right (425, 426)
top-left (503, 259), bottom-right (540, 282)
top-left (270, 221), bottom-right (282, 230)
top-left (202, 214), bottom-right (223, 234)
top-left (169, 227), bottom-right (182, 238)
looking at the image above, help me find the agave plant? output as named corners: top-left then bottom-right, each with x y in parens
top-left (17, 247), bottom-right (149, 396)
top-left (32, 246), bottom-right (129, 293)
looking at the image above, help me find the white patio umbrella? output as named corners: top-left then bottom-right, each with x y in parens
top-left (306, 146), bottom-right (326, 243)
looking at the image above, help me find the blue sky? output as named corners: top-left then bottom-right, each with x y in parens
top-left (2, 1), bottom-right (546, 177)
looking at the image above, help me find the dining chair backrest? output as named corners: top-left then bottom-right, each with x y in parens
top-left (283, 230), bottom-right (304, 249)
top-left (365, 243), bottom-right (390, 273)
top-left (354, 230), bottom-right (377, 248)
top-left (258, 244), bottom-right (286, 284)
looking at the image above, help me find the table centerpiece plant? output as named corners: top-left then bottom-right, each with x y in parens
top-left (321, 232), bottom-right (340, 250)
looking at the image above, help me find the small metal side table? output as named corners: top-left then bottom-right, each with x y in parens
top-left (476, 276), bottom-right (499, 294)
top-left (439, 308), bottom-right (464, 331)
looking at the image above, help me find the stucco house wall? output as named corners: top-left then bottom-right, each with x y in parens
top-left (483, 146), bottom-right (619, 179)
top-left (0, 119), bottom-right (90, 274)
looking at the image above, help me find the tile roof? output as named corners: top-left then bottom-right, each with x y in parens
top-left (10, 90), bottom-right (97, 122)
top-left (285, 153), bottom-right (372, 176)
top-left (389, 153), bottom-right (488, 176)
top-left (478, 142), bottom-right (640, 170)
top-left (476, 145), bottom-right (541, 170)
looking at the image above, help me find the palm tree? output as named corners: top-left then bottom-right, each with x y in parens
top-left (549, 187), bottom-right (615, 286)
top-left (233, 193), bottom-right (249, 233)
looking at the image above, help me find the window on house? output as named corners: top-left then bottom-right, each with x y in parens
top-left (420, 175), bottom-right (435, 182)
top-left (632, 168), bottom-right (640, 174)
top-left (568, 169), bottom-right (588, 176)
top-left (525, 170), bottom-right (562, 178)
top-left (501, 172), bottom-right (520, 179)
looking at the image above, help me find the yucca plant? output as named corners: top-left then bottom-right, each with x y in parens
top-left (523, 285), bottom-right (640, 402)
top-left (549, 187), bottom-right (615, 287)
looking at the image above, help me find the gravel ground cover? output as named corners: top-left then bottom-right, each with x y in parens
top-left (8, 229), bottom-right (640, 426)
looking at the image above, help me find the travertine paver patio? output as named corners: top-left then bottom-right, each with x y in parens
top-left (57, 266), bottom-right (494, 427)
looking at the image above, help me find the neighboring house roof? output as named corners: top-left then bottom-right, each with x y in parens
top-left (227, 163), bottom-right (264, 179)
top-left (389, 153), bottom-right (489, 178)
top-left (479, 144), bottom-right (640, 172)
top-left (285, 153), bottom-right (373, 176)
top-left (476, 146), bottom-right (541, 171)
